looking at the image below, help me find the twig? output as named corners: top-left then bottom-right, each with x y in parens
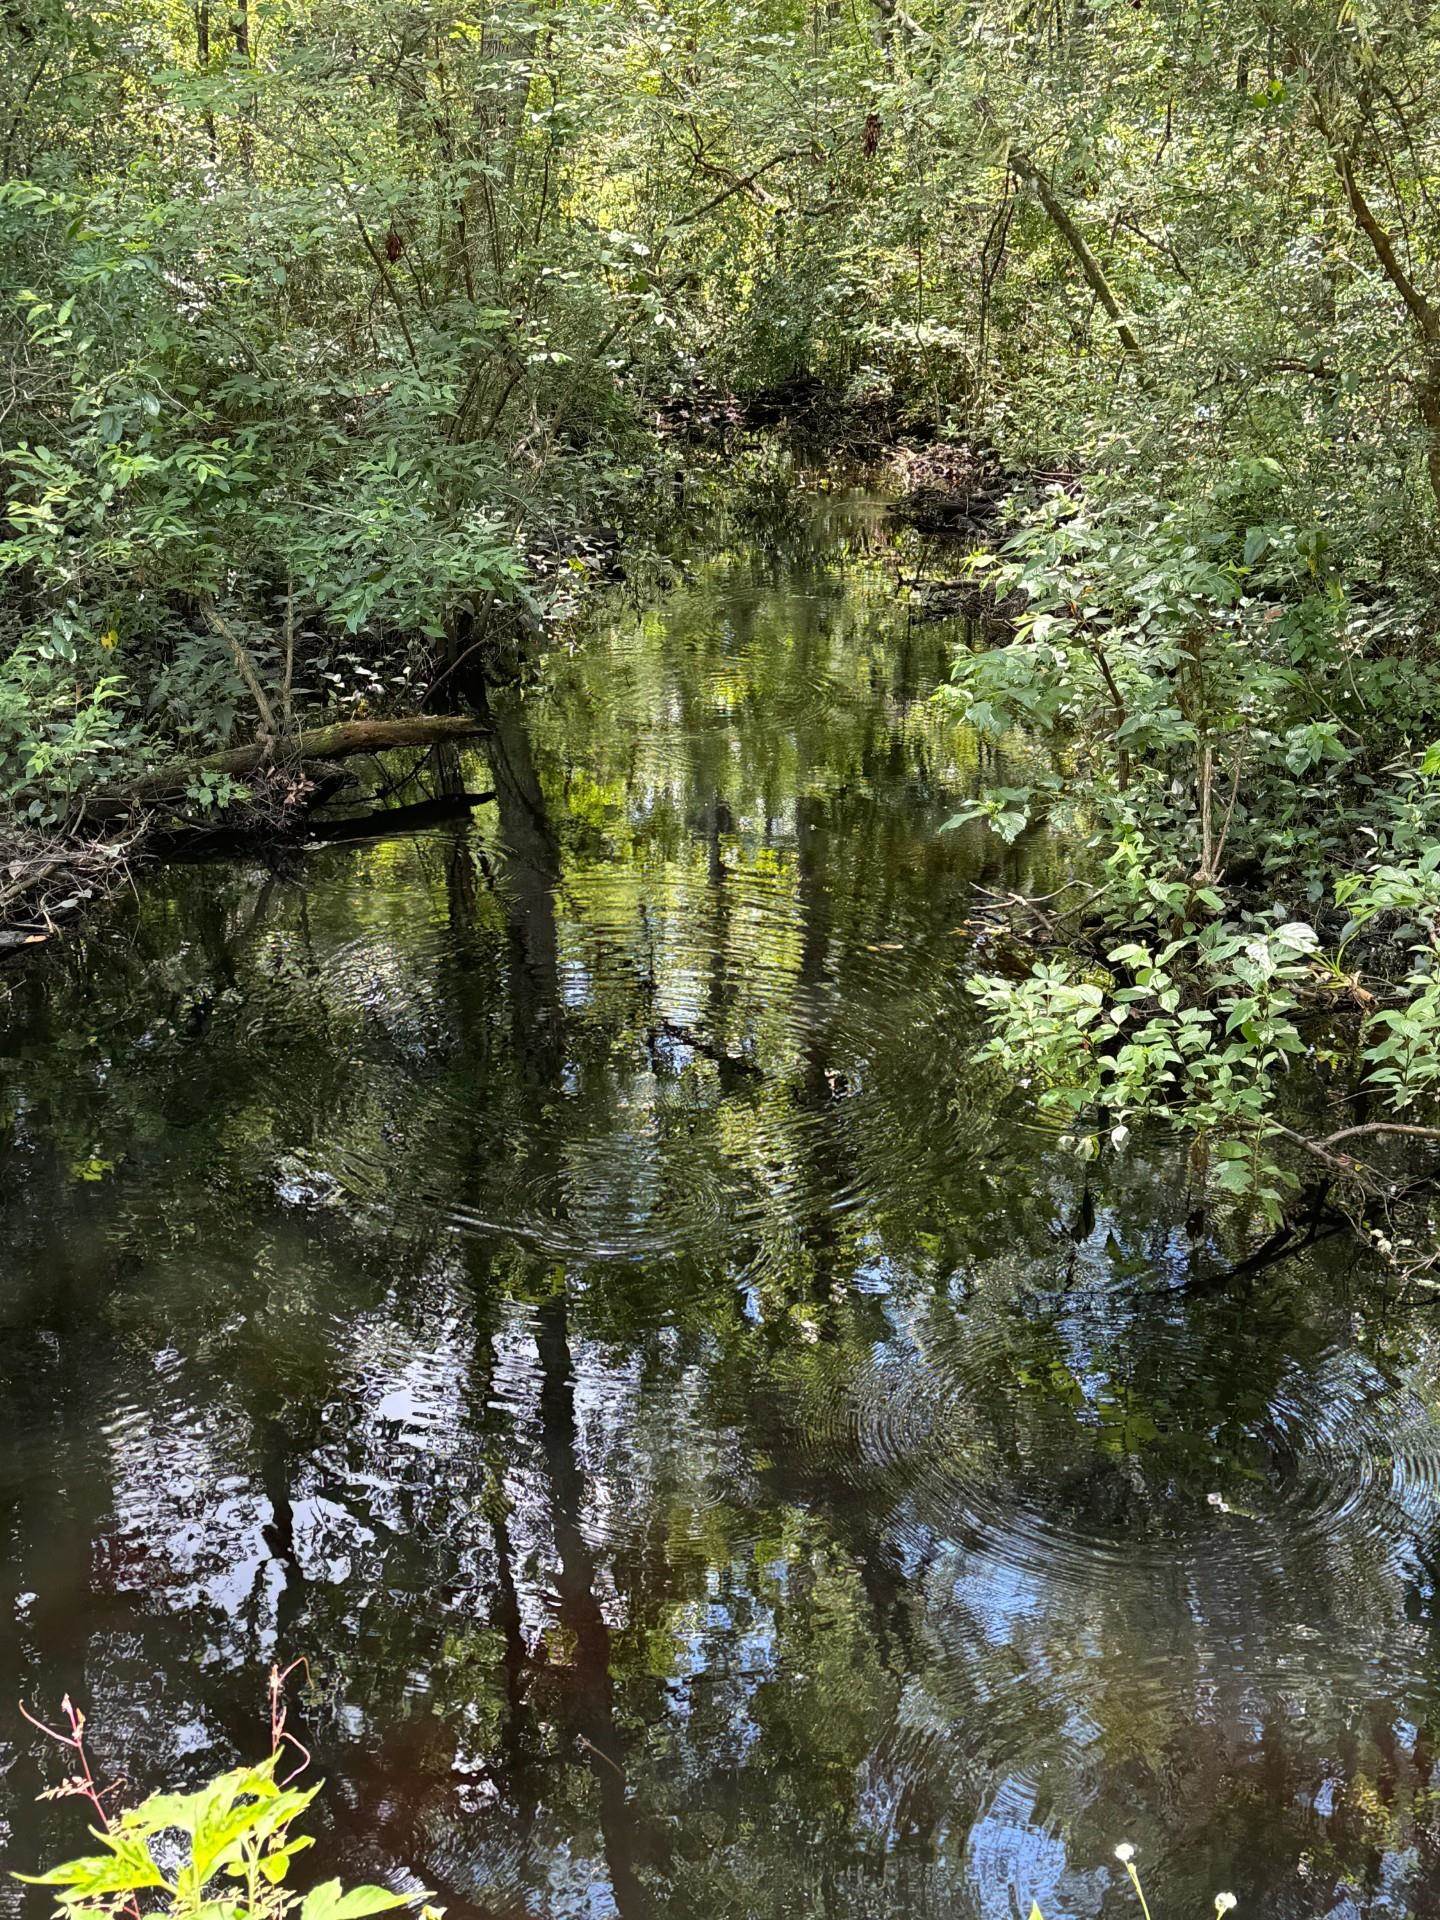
top-left (576, 1732), bottom-right (625, 1776)
top-left (1273, 1120), bottom-right (1440, 1187)
top-left (353, 216), bottom-right (421, 370)
top-left (201, 599), bottom-right (278, 741)
top-left (20, 1696), bottom-right (142, 1920)
top-left (1319, 1121), bottom-right (1440, 1149)
top-left (93, 714), bottom-right (487, 807)
top-left (1210, 745), bottom-right (1244, 878)
top-left (675, 150), bottom-right (797, 226)
top-left (268, 1658), bottom-right (312, 1785)
top-left (1197, 740), bottom-right (1214, 882)
top-left (281, 580), bottom-right (296, 732)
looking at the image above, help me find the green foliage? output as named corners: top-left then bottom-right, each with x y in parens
top-left (6, 0), bottom-right (1440, 815)
top-left (7, 0), bottom-right (1440, 1227)
top-left (0, 0), bottom-right (693, 818)
top-left (15, 1754), bottom-right (430, 1920)
top-left (970, 922), bottom-right (1319, 1222)
top-left (934, 416), bottom-right (1440, 1219)
top-left (946, 486), bottom-right (1368, 864)
top-left (0, 648), bottom-right (135, 823)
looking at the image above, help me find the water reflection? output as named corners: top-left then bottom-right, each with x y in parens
top-left (2, 489), bottom-right (1439, 1918)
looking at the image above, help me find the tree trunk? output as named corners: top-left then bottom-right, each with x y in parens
top-left (1420, 366), bottom-right (1440, 517)
top-left (1320, 120), bottom-right (1440, 514)
top-left (232, 0), bottom-right (253, 172)
top-left (195, 2), bottom-right (217, 154)
top-left (1009, 147), bottom-right (1142, 354)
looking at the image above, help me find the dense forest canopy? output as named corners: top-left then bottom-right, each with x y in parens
top-left (9, 0), bottom-right (1440, 1232)
top-left (9, 0), bottom-right (1440, 726)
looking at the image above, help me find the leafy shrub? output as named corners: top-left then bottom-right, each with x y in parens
top-left (0, 649), bottom-right (136, 825)
top-left (969, 921), bottom-right (1318, 1222)
top-left (14, 1690), bottom-right (436, 1920)
top-left (19, 1758), bottom-right (432, 1920)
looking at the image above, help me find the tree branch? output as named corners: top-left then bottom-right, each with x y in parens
top-left (201, 598), bottom-right (278, 739)
top-left (354, 215), bottom-right (422, 370)
top-left (676, 150), bottom-right (796, 227)
top-left (1310, 96), bottom-right (1440, 344)
top-left (1009, 147), bottom-right (1143, 353)
top-left (1320, 1121), bottom-right (1440, 1149)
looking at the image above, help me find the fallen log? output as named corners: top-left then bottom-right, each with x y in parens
top-left (94, 714), bottom-right (490, 808)
top-left (1, 715), bottom-right (493, 967)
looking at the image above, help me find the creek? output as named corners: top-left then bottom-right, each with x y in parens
top-left (1, 484), bottom-right (1435, 1920)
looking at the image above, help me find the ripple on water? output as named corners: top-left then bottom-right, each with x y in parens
top-left (12, 495), bottom-right (1439, 1920)
top-left (237, 838), bottom-right (976, 1270)
top-left (966, 1773), bottom-right (1080, 1920)
top-left (781, 1284), bottom-right (1440, 1605)
top-left (748, 1277), bottom-right (1440, 1915)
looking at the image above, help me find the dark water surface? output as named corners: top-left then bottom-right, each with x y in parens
top-left (3, 489), bottom-right (1439, 1918)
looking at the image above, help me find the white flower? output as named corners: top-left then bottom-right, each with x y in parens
top-left (1114, 1844), bottom-right (1136, 1865)
top-left (1215, 1898), bottom-right (1238, 1917)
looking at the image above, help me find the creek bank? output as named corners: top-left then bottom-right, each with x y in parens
top-left (0, 458), bottom-right (701, 961)
top-left (0, 434), bottom-right (1043, 964)
top-left (881, 439), bottom-right (1082, 627)
top-left (0, 715), bottom-right (493, 964)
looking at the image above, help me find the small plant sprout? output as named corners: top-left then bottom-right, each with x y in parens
top-left (1027, 1852), bottom-right (1238, 1920)
top-left (1114, 1843), bottom-right (1154, 1920)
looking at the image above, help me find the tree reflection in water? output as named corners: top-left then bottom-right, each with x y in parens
top-left (2, 489), bottom-right (1440, 1920)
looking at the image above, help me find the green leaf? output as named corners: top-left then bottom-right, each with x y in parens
top-left (259, 1836), bottom-right (315, 1884)
top-left (300, 1881), bottom-right (431, 1920)
top-left (15, 1835), bottom-right (167, 1898)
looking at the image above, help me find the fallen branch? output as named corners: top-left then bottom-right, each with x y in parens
top-left (1182, 1202), bottom-right (1344, 1296)
top-left (1274, 1119), bottom-right (1440, 1186)
top-left (1008, 147), bottom-right (1143, 354)
top-left (200, 598), bottom-right (279, 739)
top-left (968, 880), bottom-right (1108, 939)
top-left (161, 790), bottom-right (497, 857)
top-left (1, 716), bottom-right (491, 963)
top-left (94, 714), bottom-right (489, 809)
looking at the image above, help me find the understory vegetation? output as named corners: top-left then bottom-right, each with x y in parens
top-left (15, 1678), bottom-right (435, 1920)
top-left (8, 0), bottom-right (1440, 1242)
